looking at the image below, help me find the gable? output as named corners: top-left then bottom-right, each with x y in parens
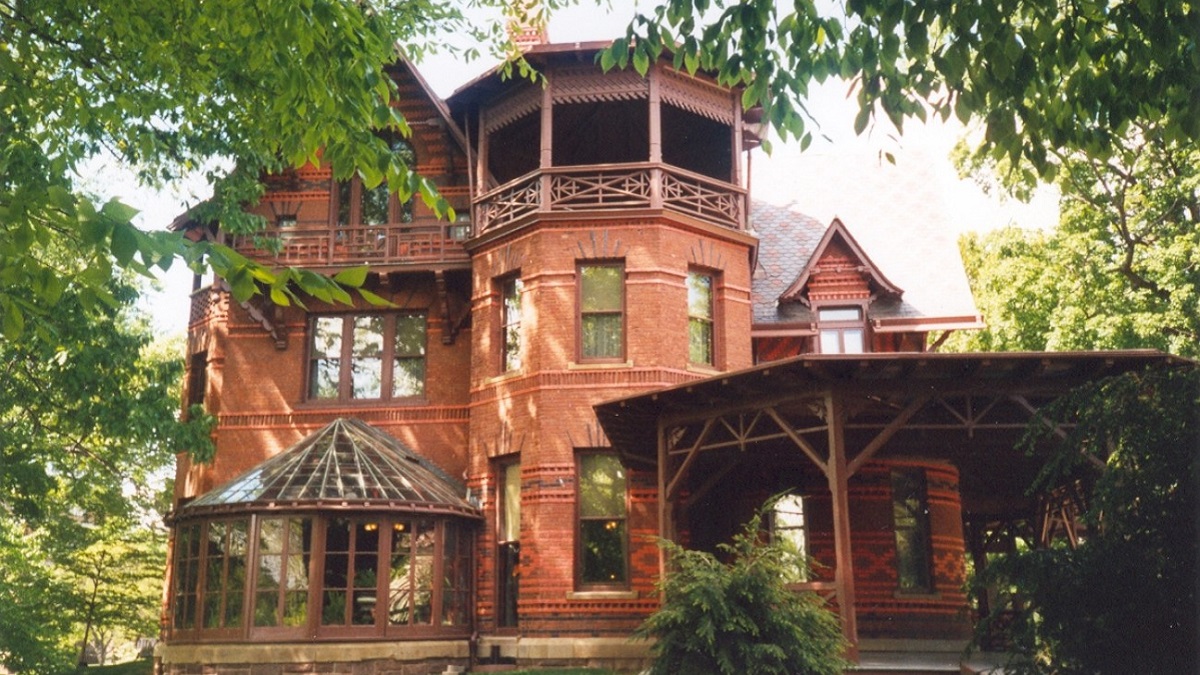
top-left (779, 217), bottom-right (903, 306)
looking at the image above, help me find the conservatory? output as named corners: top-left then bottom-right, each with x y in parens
top-left (166, 418), bottom-right (479, 643)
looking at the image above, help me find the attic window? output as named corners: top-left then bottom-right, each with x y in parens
top-left (817, 306), bottom-right (866, 354)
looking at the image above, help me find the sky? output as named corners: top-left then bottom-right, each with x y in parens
top-left (112, 1), bottom-right (1058, 336)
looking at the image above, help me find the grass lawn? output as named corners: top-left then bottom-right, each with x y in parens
top-left (84, 661), bottom-right (153, 675)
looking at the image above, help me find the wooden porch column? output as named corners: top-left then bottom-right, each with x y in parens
top-left (476, 108), bottom-right (489, 196)
top-left (539, 73), bottom-right (553, 210)
top-left (825, 392), bottom-right (859, 660)
top-left (647, 65), bottom-right (663, 210)
top-left (656, 420), bottom-right (671, 580)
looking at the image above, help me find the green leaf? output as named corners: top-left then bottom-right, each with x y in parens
top-left (100, 199), bottom-right (139, 224)
top-left (110, 224), bottom-right (139, 266)
top-left (333, 265), bottom-right (369, 287)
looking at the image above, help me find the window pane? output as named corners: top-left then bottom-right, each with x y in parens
top-left (579, 454), bottom-right (626, 518)
top-left (892, 470), bottom-right (932, 592)
top-left (389, 523), bottom-right (412, 626)
top-left (688, 317), bottom-right (713, 365)
top-left (352, 316), bottom-right (384, 399)
top-left (394, 315), bottom-right (426, 357)
top-left (818, 307), bottom-right (862, 321)
top-left (393, 357), bottom-right (425, 397)
top-left (502, 278), bottom-right (523, 372)
top-left (311, 317), bottom-right (343, 399)
top-left (500, 463), bottom-right (521, 543)
top-left (843, 329), bottom-right (865, 354)
top-left (581, 519), bottom-right (627, 584)
top-left (361, 184), bottom-right (389, 225)
top-left (687, 272), bottom-right (713, 319)
top-left (581, 266), bottom-right (622, 311)
top-left (582, 314), bottom-right (623, 359)
top-left (819, 330), bottom-right (841, 354)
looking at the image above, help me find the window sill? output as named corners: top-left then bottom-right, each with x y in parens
top-left (297, 396), bottom-right (430, 409)
top-left (566, 590), bottom-right (638, 601)
top-left (686, 363), bottom-right (722, 375)
top-left (482, 370), bottom-right (523, 386)
top-left (567, 360), bottom-right (633, 370)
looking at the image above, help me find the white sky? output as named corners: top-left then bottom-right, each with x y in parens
top-left (107, 2), bottom-right (1058, 336)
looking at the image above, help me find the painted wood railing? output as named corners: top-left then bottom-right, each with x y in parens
top-left (475, 163), bottom-right (747, 233)
top-left (227, 218), bottom-right (471, 268)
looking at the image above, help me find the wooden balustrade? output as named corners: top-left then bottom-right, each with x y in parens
top-left (228, 218), bottom-right (471, 269)
top-left (476, 163), bottom-right (747, 233)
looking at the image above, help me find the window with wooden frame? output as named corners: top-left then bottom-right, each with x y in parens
top-left (499, 275), bottom-right (523, 373)
top-left (770, 493), bottom-right (808, 582)
top-left (308, 313), bottom-right (426, 401)
top-left (496, 460), bottom-right (521, 628)
top-left (331, 139), bottom-right (416, 227)
top-left (170, 514), bottom-right (473, 641)
top-left (577, 452), bottom-right (628, 588)
top-left (891, 469), bottom-right (933, 593)
top-left (578, 262), bottom-right (625, 361)
top-left (816, 305), bottom-right (867, 354)
top-left (687, 269), bottom-right (716, 366)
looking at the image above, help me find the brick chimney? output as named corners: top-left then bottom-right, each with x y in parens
top-left (507, 0), bottom-right (548, 51)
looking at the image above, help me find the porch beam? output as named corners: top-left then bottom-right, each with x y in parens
top-left (825, 393), bottom-right (859, 660)
top-left (846, 394), bottom-right (931, 476)
top-left (660, 389), bottom-right (824, 428)
top-left (666, 417), bottom-right (718, 500)
top-left (763, 406), bottom-right (828, 474)
top-left (1011, 395), bottom-right (1104, 469)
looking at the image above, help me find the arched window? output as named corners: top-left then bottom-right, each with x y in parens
top-left (332, 138), bottom-right (416, 227)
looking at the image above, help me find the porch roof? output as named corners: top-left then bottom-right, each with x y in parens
top-left (595, 350), bottom-right (1187, 462)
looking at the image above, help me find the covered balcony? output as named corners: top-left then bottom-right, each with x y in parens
top-left (451, 46), bottom-right (756, 235)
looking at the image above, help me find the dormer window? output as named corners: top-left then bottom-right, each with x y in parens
top-left (817, 306), bottom-right (866, 354)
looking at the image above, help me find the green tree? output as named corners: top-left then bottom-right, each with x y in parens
top-left (635, 505), bottom-right (848, 675)
top-left (976, 369), bottom-right (1198, 673)
top-left (0, 522), bottom-right (76, 674)
top-left (950, 124), bottom-right (1199, 357)
top-left (612, 1), bottom-right (1199, 169)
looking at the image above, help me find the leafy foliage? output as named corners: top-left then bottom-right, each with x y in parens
top-left (636, 507), bottom-right (848, 675)
top-left (609, 1), bottom-right (1200, 168)
top-left (976, 369), bottom-right (1198, 673)
top-left (951, 123), bottom-right (1198, 357)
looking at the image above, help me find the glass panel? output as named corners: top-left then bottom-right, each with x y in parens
top-left (284, 591), bottom-right (308, 627)
top-left (394, 315), bottom-right (426, 356)
top-left (257, 554), bottom-right (282, 591)
top-left (352, 316), bottom-right (384, 398)
top-left (773, 494), bottom-right (808, 580)
top-left (688, 317), bottom-right (713, 365)
top-left (817, 307), bottom-right (862, 321)
top-left (892, 470), bottom-right (932, 592)
top-left (203, 593), bottom-right (222, 629)
top-left (322, 591), bottom-right (346, 626)
top-left (580, 519), bottom-right (627, 584)
top-left (581, 266), bottom-right (622, 311)
top-left (225, 588), bottom-right (243, 627)
top-left (388, 522), bottom-right (412, 625)
top-left (843, 329), bottom-right (865, 354)
top-left (501, 463), bottom-right (521, 543)
top-left (819, 330), bottom-right (841, 354)
top-left (361, 184), bottom-right (389, 226)
top-left (393, 357), bottom-right (425, 397)
top-left (311, 317), bottom-right (343, 399)
top-left (579, 455), bottom-right (626, 518)
top-left (581, 313), bottom-right (622, 359)
top-left (254, 591), bottom-right (278, 627)
top-left (687, 272), bottom-right (713, 319)
top-left (502, 278), bottom-right (523, 372)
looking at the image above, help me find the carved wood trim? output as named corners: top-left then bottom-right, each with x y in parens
top-left (485, 85), bottom-right (542, 134)
top-left (552, 66), bottom-right (647, 104)
top-left (660, 69), bottom-right (735, 124)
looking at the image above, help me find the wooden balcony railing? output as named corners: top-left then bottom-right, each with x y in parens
top-left (475, 163), bottom-right (747, 233)
top-left (227, 219), bottom-right (471, 268)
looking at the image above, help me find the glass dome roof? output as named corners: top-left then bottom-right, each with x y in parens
top-left (178, 418), bottom-right (478, 518)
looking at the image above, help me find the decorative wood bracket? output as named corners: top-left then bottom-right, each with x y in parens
top-left (435, 270), bottom-right (471, 345)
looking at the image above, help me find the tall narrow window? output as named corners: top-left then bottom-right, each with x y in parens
top-left (579, 263), bottom-right (624, 361)
top-left (891, 469), bottom-right (933, 592)
top-left (817, 306), bottom-right (866, 354)
top-left (308, 313), bottom-right (426, 401)
top-left (253, 517), bottom-right (313, 629)
top-left (172, 523), bottom-right (202, 630)
top-left (771, 493), bottom-right (808, 582)
top-left (500, 276), bottom-right (523, 372)
top-left (687, 271), bottom-right (715, 365)
top-left (202, 520), bottom-right (249, 630)
top-left (497, 461), bottom-right (521, 628)
top-left (321, 519), bottom-right (381, 627)
top-left (389, 519), bottom-right (436, 626)
top-left (577, 453), bottom-right (628, 587)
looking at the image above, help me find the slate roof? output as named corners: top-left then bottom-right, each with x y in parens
top-left (749, 147), bottom-right (982, 329)
top-left (179, 418), bottom-right (479, 518)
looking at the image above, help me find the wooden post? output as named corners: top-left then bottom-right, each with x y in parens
top-left (825, 392), bottom-right (859, 661)
top-left (656, 420), bottom-right (671, 581)
top-left (539, 74), bottom-right (553, 212)
top-left (648, 66), bottom-right (663, 210)
top-left (476, 108), bottom-right (489, 196)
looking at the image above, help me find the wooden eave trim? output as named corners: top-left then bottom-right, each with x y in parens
top-left (779, 217), bottom-right (904, 303)
top-left (396, 57), bottom-right (473, 157)
top-left (871, 315), bottom-right (986, 333)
